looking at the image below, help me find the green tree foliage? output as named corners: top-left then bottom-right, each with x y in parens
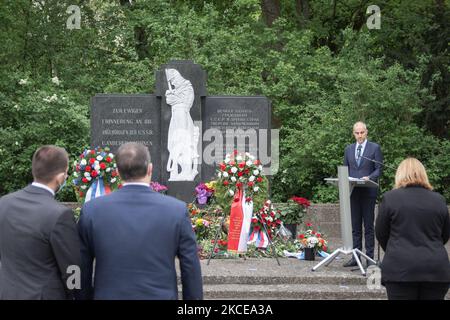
top-left (0, 0), bottom-right (448, 202)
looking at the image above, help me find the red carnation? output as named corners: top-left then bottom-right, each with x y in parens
top-left (82, 177), bottom-right (88, 183)
top-left (89, 158), bottom-right (95, 164)
top-left (85, 166), bottom-right (91, 172)
top-left (79, 154), bottom-right (84, 159)
top-left (76, 165), bottom-right (80, 172)
top-left (233, 150), bottom-right (238, 156)
top-left (79, 191), bottom-right (84, 197)
top-left (298, 234), bottom-right (305, 239)
top-left (247, 181), bottom-right (254, 187)
top-left (238, 162), bottom-right (245, 169)
top-left (111, 171), bottom-right (117, 177)
top-left (90, 150), bottom-right (95, 155)
top-left (118, 184), bottom-right (123, 189)
top-left (100, 163), bottom-right (106, 170)
top-left (91, 170), bottom-right (98, 178)
top-left (316, 233), bottom-right (321, 238)
top-left (244, 169), bottom-right (250, 175)
top-left (306, 222), bottom-right (312, 227)
top-left (223, 180), bottom-right (229, 186)
top-left (106, 157), bottom-right (112, 163)
top-left (220, 163), bottom-right (226, 171)
top-left (276, 219), bottom-right (281, 224)
top-left (256, 177), bottom-right (263, 183)
top-left (230, 161), bottom-right (236, 166)
top-left (251, 218), bottom-right (258, 224)
top-left (246, 197), bottom-right (252, 202)
top-left (236, 182), bottom-right (242, 188)
top-left (237, 172), bottom-right (243, 177)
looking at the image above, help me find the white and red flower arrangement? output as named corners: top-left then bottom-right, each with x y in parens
top-left (296, 222), bottom-right (329, 252)
top-left (217, 150), bottom-right (264, 203)
top-left (250, 200), bottom-right (282, 240)
top-left (72, 147), bottom-right (121, 201)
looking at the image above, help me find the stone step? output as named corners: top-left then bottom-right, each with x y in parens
top-left (198, 274), bottom-right (368, 285)
top-left (190, 283), bottom-right (387, 300)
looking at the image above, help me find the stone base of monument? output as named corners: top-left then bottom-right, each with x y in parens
top-left (167, 181), bottom-right (197, 203)
top-left (178, 258), bottom-right (450, 300)
top-left (177, 258), bottom-right (389, 300)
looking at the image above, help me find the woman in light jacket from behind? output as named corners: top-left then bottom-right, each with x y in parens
top-left (376, 157), bottom-right (450, 300)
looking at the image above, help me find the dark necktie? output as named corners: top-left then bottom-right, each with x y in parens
top-left (356, 144), bottom-right (362, 166)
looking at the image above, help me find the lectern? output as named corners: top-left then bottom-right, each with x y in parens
top-left (311, 166), bottom-right (378, 276)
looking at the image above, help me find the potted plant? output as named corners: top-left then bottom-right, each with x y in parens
top-left (278, 196), bottom-right (310, 239)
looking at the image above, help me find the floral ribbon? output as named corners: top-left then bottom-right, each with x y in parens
top-left (84, 178), bottom-right (111, 203)
top-left (227, 188), bottom-right (253, 253)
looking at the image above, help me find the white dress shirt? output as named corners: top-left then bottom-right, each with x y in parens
top-left (122, 182), bottom-right (150, 188)
top-left (31, 182), bottom-right (55, 196)
top-left (355, 139), bottom-right (368, 162)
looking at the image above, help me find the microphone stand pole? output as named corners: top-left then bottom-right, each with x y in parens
top-left (359, 155), bottom-right (396, 265)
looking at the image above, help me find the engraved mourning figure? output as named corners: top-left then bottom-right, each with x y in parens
top-left (165, 69), bottom-right (200, 181)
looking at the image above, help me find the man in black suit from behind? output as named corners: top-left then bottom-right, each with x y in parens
top-left (0, 145), bottom-right (81, 299)
top-left (343, 121), bottom-right (383, 267)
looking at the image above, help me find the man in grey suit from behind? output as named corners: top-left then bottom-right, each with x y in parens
top-left (0, 145), bottom-right (81, 299)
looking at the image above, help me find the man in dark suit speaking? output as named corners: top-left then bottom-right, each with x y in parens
top-left (77, 142), bottom-right (203, 300)
top-left (0, 145), bottom-right (81, 299)
top-left (343, 122), bottom-right (383, 267)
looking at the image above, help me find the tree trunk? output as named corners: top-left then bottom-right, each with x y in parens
top-left (296, 0), bottom-right (310, 26)
top-left (119, 0), bottom-right (149, 60)
top-left (260, 0), bottom-right (281, 27)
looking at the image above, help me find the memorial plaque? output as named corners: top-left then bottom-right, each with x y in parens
top-left (90, 94), bottom-right (161, 182)
top-left (202, 96), bottom-right (271, 181)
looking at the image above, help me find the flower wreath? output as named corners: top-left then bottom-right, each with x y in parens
top-left (72, 147), bottom-right (121, 201)
top-left (216, 150), bottom-right (265, 203)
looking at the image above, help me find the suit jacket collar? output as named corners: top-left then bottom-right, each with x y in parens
top-left (24, 184), bottom-right (55, 198)
top-left (119, 184), bottom-right (155, 194)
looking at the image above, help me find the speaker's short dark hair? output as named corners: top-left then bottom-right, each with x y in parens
top-left (116, 143), bottom-right (151, 181)
top-left (32, 145), bottom-right (69, 183)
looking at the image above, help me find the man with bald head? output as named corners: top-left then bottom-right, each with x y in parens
top-left (343, 122), bottom-right (383, 268)
top-left (77, 142), bottom-right (202, 300)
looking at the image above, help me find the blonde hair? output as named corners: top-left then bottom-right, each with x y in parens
top-left (394, 158), bottom-right (433, 190)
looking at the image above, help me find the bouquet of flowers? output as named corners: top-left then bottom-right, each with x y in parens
top-left (192, 218), bottom-right (211, 241)
top-left (150, 182), bottom-right (168, 193)
top-left (296, 222), bottom-right (328, 253)
top-left (216, 150), bottom-right (264, 203)
top-left (278, 196), bottom-right (310, 225)
top-left (211, 239), bottom-right (228, 253)
top-left (72, 147), bottom-right (121, 202)
top-left (195, 181), bottom-right (215, 205)
top-left (248, 200), bottom-right (282, 248)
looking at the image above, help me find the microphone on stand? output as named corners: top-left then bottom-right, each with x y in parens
top-left (359, 155), bottom-right (397, 172)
